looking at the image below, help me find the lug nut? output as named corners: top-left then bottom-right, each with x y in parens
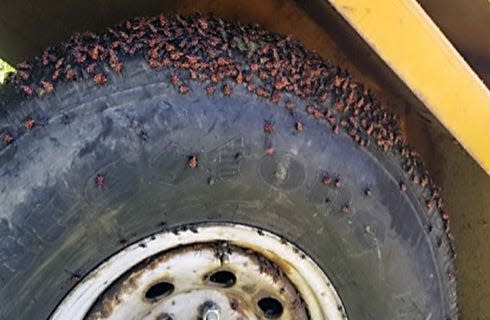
top-left (202, 302), bottom-right (220, 320)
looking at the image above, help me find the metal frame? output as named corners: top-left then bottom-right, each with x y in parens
top-left (327, 0), bottom-right (490, 175)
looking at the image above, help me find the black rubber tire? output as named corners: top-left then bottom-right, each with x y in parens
top-left (0, 15), bottom-right (457, 320)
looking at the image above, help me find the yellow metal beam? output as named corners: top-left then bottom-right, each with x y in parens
top-left (327, 0), bottom-right (490, 175)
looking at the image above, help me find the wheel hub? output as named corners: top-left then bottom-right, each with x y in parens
top-left (51, 224), bottom-right (347, 319)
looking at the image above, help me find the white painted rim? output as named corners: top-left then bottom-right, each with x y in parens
top-left (51, 224), bottom-right (347, 319)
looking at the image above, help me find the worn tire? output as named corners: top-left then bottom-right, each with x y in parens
top-left (0, 14), bottom-right (457, 320)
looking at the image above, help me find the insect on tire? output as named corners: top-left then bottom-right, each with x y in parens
top-left (0, 14), bottom-right (457, 320)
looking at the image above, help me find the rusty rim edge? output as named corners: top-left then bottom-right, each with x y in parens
top-left (50, 223), bottom-right (347, 320)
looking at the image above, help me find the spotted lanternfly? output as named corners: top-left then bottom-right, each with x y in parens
top-left (264, 121), bottom-right (274, 134)
top-left (334, 178), bottom-right (341, 188)
top-left (271, 91), bottom-right (281, 104)
top-left (235, 71), bottom-right (243, 84)
top-left (170, 51), bottom-right (183, 61)
top-left (197, 18), bottom-right (208, 30)
top-left (285, 100), bottom-right (294, 110)
top-left (295, 122), bottom-right (303, 132)
top-left (149, 58), bottom-right (160, 68)
top-left (161, 58), bottom-right (171, 67)
top-left (2, 132), bottom-right (13, 145)
top-left (425, 200), bottom-right (433, 210)
top-left (198, 73), bottom-right (207, 82)
top-left (442, 211), bottom-right (450, 221)
top-left (95, 174), bottom-right (105, 187)
top-left (322, 176), bottom-right (332, 186)
top-left (247, 83), bottom-right (256, 92)
top-left (186, 55), bottom-right (198, 65)
top-left (18, 70), bottom-right (30, 81)
top-left (179, 85), bottom-right (189, 95)
top-left (188, 155), bottom-right (198, 169)
top-left (111, 59), bottom-right (122, 73)
top-left (222, 84), bottom-right (232, 96)
top-left (94, 73), bottom-right (107, 85)
top-left (20, 85), bottom-right (33, 96)
top-left (266, 147), bottom-right (275, 156)
top-left (364, 187), bottom-right (372, 197)
top-left (210, 73), bottom-right (219, 83)
top-left (65, 68), bottom-right (75, 80)
top-left (86, 63), bottom-right (96, 74)
top-left (90, 46), bottom-right (100, 60)
top-left (399, 182), bottom-right (407, 191)
top-left (70, 273), bottom-right (82, 284)
top-left (274, 77), bottom-right (289, 90)
top-left (170, 73), bottom-right (179, 86)
top-left (306, 106), bottom-right (323, 119)
top-left (206, 85), bottom-right (215, 95)
top-left (189, 70), bottom-right (197, 80)
top-left (230, 300), bottom-right (239, 311)
top-left (17, 61), bottom-right (31, 70)
top-left (52, 69), bottom-right (61, 81)
top-left (255, 87), bottom-right (269, 98)
top-left (23, 118), bottom-right (35, 130)
top-left (341, 205), bottom-right (350, 214)
top-left (41, 80), bottom-right (54, 94)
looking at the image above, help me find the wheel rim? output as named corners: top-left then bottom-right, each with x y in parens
top-left (51, 224), bottom-right (347, 319)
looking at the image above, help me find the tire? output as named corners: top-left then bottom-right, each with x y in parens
top-left (0, 14), bottom-right (457, 320)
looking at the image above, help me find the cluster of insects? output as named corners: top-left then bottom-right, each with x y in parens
top-left (0, 13), bottom-right (453, 267)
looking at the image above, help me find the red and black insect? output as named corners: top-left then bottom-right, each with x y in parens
top-left (20, 85), bottom-right (33, 96)
top-left (285, 100), bottom-right (294, 110)
top-left (222, 84), bottom-right (232, 96)
top-left (1, 132), bottom-right (14, 145)
top-left (206, 85), bottom-right (215, 95)
top-left (23, 117), bottom-right (35, 130)
top-left (188, 155), bottom-right (198, 169)
top-left (399, 181), bottom-right (407, 191)
top-left (264, 121), bottom-right (274, 134)
top-left (179, 84), bottom-right (190, 95)
top-left (322, 175), bottom-right (332, 186)
top-left (65, 269), bottom-right (83, 284)
top-left (65, 68), bottom-right (76, 81)
top-left (170, 73), bottom-right (179, 86)
top-left (341, 204), bottom-right (350, 214)
top-left (364, 187), bottom-right (372, 197)
top-left (93, 73), bottom-right (107, 85)
top-left (41, 80), bottom-right (54, 94)
top-left (95, 174), bottom-right (105, 187)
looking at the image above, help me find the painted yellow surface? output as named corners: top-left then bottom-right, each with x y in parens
top-left (0, 59), bottom-right (15, 84)
top-left (327, 0), bottom-right (490, 175)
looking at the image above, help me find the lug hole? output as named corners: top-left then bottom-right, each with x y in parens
top-left (157, 313), bottom-right (174, 320)
top-left (208, 270), bottom-right (237, 288)
top-left (258, 297), bottom-right (284, 318)
top-left (145, 281), bottom-right (174, 301)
